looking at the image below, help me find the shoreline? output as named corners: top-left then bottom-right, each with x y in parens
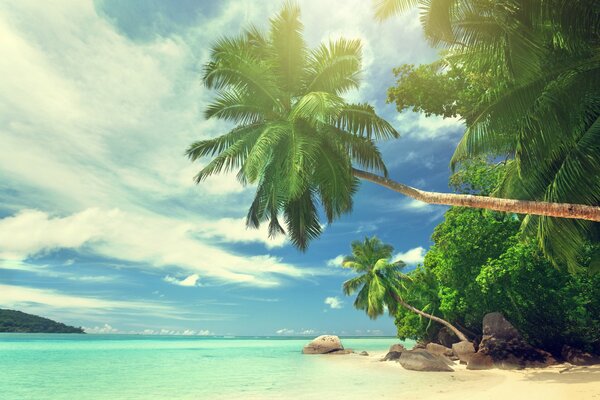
top-left (325, 350), bottom-right (600, 400)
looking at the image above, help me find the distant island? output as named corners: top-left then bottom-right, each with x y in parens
top-left (0, 309), bottom-right (84, 333)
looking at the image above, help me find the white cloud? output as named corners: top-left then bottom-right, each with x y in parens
top-left (198, 217), bottom-right (287, 249)
top-left (0, 283), bottom-right (170, 312)
top-left (393, 246), bottom-right (426, 265)
top-left (392, 199), bottom-right (448, 217)
top-left (164, 274), bottom-right (200, 287)
top-left (324, 296), bottom-right (343, 309)
top-left (326, 255), bottom-right (345, 268)
top-left (276, 328), bottom-right (295, 335)
top-left (396, 112), bottom-right (465, 140)
top-left (83, 324), bottom-right (213, 335)
top-left (0, 208), bottom-right (314, 287)
top-left (275, 328), bottom-right (316, 335)
top-left (84, 324), bottom-right (118, 334)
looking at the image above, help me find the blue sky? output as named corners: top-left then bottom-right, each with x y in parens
top-left (0, 0), bottom-right (465, 336)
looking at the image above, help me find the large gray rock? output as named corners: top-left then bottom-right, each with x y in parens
top-left (398, 349), bottom-right (454, 372)
top-left (478, 312), bottom-right (556, 369)
top-left (381, 343), bottom-right (406, 361)
top-left (561, 345), bottom-right (600, 366)
top-left (483, 312), bottom-right (521, 340)
top-left (302, 335), bottom-right (343, 354)
top-left (467, 352), bottom-right (494, 370)
top-left (426, 343), bottom-right (454, 358)
top-left (452, 340), bottom-right (476, 364)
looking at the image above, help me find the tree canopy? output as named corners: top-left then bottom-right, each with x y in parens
top-left (380, 0), bottom-right (600, 271)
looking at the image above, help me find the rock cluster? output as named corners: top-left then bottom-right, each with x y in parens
top-left (471, 312), bottom-right (556, 370)
top-left (303, 316), bottom-right (600, 372)
top-left (561, 345), bottom-right (600, 366)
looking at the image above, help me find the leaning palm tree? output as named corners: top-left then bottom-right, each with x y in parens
top-left (187, 2), bottom-right (600, 253)
top-left (373, 0), bottom-right (600, 271)
top-left (341, 236), bottom-right (468, 341)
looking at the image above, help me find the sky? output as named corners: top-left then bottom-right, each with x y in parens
top-left (0, 0), bottom-right (466, 336)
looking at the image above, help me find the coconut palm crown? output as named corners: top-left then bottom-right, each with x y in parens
top-left (186, 3), bottom-right (398, 250)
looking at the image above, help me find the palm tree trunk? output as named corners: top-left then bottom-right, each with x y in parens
top-left (352, 168), bottom-right (600, 222)
top-left (392, 293), bottom-right (469, 342)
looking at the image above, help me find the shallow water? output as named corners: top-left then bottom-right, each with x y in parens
top-left (0, 334), bottom-right (449, 399)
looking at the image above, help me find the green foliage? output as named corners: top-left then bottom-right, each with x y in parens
top-left (393, 266), bottom-right (441, 341)
top-left (387, 62), bottom-right (491, 123)
top-left (381, 0), bottom-right (600, 271)
top-left (393, 163), bottom-right (600, 352)
top-left (0, 309), bottom-right (84, 333)
top-left (448, 158), bottom-right (505, 196)
top-left (188, 2), bottom-right (398, 250)
top-left (476, 240), bottom-right (600, 352)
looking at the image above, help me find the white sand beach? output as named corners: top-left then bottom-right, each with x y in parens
top-left (330, 351), bottom-right (600, 400)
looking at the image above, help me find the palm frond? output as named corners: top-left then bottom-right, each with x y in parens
top-left (290, 91), bottom-right (345, 125)
top-left (283, 188), bottom-right (322, 251)
top-left (205, 89), bottom-right (269, 124)
top-left (269, 1), bottom-right (307, 95)
top-left (343, 275), bottom-right (368, 295)
top-left (243, 122), bottom-right (290, 183)
top-left (186, 123), bottom-right (264, 161)
top-left (324, 126), bottom-right (389, 176)
top-left (373, 0), bottom-right (420, 22)
top-left (336, 103), bottom-right (400, 140)
top-left (304, 38), bottom-right (362, 94)
top-left (313, 137), bottom-right (357, 222)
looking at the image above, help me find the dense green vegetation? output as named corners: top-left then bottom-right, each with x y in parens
top-left (379, 0), bottom-right (600, 272)
top-left (393, 162), bottom-right (600, 355)
top-left (0, 309), bottom-right (84, 333)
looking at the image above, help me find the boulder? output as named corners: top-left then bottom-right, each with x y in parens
top-left (562, 345), bottom-right (600, 366)
top-left (436, 327), bottom-right (461, 348)
top-left (359, 351), bottom-right (369, 356)
top-left (398, 349), bottom-right (454, 372)
top-left (478, 312), bottom-right (556, 369)
top-left (467, 352), bottom-right (494, 370)
top-left (426, 343), bottom-right (454, 358)
top-left (452, 340), bottom-right (476, 364)
top-left (482, 312), bottom-right (521, 340)
top-left (381, 343), bottom-right (406, 361)
top-left (381, 351), bottom-right (403, 361)
top-left (302, 335), bottom-right (344, 354)
top-left (389, 343), bottom-right (406, 353)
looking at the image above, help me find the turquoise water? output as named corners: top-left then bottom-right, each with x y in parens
top-left (0, 334), bottom-right (425, 400)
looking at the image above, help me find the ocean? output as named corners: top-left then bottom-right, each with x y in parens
top-left (0, 334), bottom-right (422, 400)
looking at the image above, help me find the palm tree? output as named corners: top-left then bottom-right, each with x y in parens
top-left (341, 236), bottom-right (468, 341)
top-left (373, 0), bottom-right (600, 271)
top-left (187, 2), bottom-right (600, 254)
